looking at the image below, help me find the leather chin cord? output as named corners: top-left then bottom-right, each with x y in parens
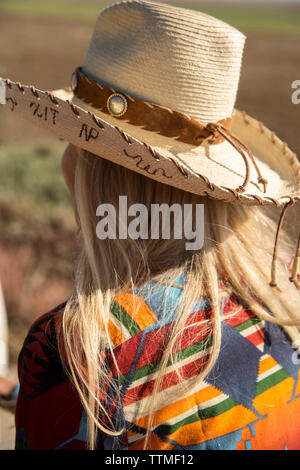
top-left (204, 122), bottom-right (268, 195)
top-left (204, 124), bottom-right (300, 292)
top-left (269, 198), bottom-right (300, 291)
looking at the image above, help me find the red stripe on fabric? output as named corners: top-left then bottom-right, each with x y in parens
top-left (108, 330), bottom-right (150, 377)
top-left (223, 294), bottom-right (260, 329)
top-left (224, 311), bottom-right (252, 328)
top-left (108, 308), bottom-right (210, 378)
top-left (245, 328), bottom-right (265, 347)
top-left (122, 352), bottom-right (211, 407)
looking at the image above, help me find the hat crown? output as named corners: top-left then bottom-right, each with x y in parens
top-left (82, 0), bottom-right (246, 123)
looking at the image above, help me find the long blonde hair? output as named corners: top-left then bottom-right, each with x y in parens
top-left (60, 148), bottom-right (300, 449)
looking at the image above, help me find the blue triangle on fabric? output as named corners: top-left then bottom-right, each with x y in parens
top-left (205, 321), bottom-right (263, 412)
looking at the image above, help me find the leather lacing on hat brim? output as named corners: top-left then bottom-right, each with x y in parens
top-left (270, 198), bottom-right (300, 291)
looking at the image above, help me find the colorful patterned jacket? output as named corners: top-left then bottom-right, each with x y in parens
top-left (15, 276), bottom-right (300, 450)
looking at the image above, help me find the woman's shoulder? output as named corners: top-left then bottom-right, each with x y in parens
top-left (17, 301), bottom-right (67, 396)
top-left (24, 301), bottom-right (66, 330)
top-left (19, 301), bottom-right (66, 352)
top-left (15, 301), bottom-right (89, 450)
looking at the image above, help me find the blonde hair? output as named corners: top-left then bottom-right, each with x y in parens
top-left (60, 148), bottom-right (300, 449)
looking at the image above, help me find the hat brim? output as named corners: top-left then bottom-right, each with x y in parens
top-left (2, 78), bottom-right (300, 206)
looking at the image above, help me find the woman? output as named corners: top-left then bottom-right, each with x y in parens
top-left (2, 0), bottom-right (300, 450)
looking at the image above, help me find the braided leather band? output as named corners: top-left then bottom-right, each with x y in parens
top-left (71, 67), bottom-right (232, 146)
top-left (71, 67), bottom-right (269, 195)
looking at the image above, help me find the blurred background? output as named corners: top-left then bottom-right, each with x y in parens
top-left (0, 0), bottom-right (299, 397)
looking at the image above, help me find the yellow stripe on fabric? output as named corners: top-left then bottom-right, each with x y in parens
top-left (129, 404), bottom-right (257, 449)
top-left (258, 355), bottom-right (279, 375)
top-left (107, 319), bottom-right (126, 347)
top-left (165, 404), bottom-right (258, 447)
top-left (252, 375), bottom-right (295, 415)
top-left (125, 375), bottom-right (208, 422)
top-left (133, 383), bottom-right (223, 430)
top-left (114, 293), bottom-right (158, 330)
top-left (245, 377), bottom-right (300, 450)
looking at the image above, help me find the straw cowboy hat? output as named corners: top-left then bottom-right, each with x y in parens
top-left (0, 0), bottom-right (299, 285)
top-left (1, 0), bottom-right (300, 207)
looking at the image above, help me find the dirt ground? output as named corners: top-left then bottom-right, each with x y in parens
top-left (0, 15), bottom-right (300, 368)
